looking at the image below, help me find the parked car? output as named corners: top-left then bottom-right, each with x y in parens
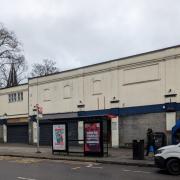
top-left (155, 143), bottom-right (180, 175)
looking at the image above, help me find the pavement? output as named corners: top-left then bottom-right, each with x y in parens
top-left (0, 143), bottom-right (155, 167)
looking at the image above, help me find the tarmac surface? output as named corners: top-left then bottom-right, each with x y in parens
top-left (0, 143), bottom-right (155, 167)
top-left (0, 156), bottom-right (179, 180)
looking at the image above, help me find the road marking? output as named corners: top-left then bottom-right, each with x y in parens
top-left (72, 167), bottom-right (81, 170)
top-left (86, 163), bottom-right (93, 168)
top-left (17, 177), bottom-right (37, 180)
top-left (91, 166), bottom-right (103, 169)
top-left (0, 156), bottom-right (18, 161)
top-left (122, 169), bottom-right (151, 174)
top-left (86, 163), bottom-right (103, 169)
top-left (132, 170), bottom-right (151, 174)
top-left (122, 169), bottom-right (131, 172)
top-left (12, 158), bottom-right (42, 164)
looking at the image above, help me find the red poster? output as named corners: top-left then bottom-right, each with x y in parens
top-left (84, 123), bottom-right (101, 152)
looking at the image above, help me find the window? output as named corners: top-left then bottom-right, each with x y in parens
top-left (21, 92), bottom-right (23, 101)
top-left (8, 92), bottom-right (23, 103)
top-left (8, 94), bottom-right (12, 103)
top-left (13, 93), bottom-right (16, 102)
top-left (18, 92), bottom-right (21, 101)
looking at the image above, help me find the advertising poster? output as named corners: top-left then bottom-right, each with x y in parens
top-left (53, 124), bottom-right (66, 151)
top-left (84, 122), bottom-right (101, 152)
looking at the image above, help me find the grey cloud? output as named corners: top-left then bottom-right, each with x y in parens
top-left (0, 0), bottom-right (180, 71)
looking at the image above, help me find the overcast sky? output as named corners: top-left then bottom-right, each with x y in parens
top-left (0, 0), bottom-right (180, 70)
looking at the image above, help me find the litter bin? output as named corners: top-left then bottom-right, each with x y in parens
top-left (133, 140), bottom-right (138, 160)
top-left (132, 140), bottom-right (144, 160)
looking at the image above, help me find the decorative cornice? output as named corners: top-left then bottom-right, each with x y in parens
top-left (28, 54), bottom-right (179, 87)
top-left (0, 88), bottom-right (28, 96)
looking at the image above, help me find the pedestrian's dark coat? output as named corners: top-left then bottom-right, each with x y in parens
top-left (147, 129), bottom-right (155, 146)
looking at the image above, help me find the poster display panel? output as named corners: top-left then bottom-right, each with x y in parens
top-left (53, 124), bottom-right (66, 151)
top-left (84, 122), bottom-right (101, 153)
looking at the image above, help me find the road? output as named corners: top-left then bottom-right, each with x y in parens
top-left (0, 156), bottom-right (178, 180)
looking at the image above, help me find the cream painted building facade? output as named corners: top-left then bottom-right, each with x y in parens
top-left (0, 84), bottom-right (29, 143)
top-left (1, 45), bottom-right (180, 146)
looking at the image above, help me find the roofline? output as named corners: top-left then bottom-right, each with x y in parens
top-left (0, 83), bottom-right (28, 90)
top-left (29, 44), bottom-right (180, 80)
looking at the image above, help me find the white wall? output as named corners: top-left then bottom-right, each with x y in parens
top-left (0, 84), bottom-right (28, 118)
top-left (28, 46), bottom-right (180, 115)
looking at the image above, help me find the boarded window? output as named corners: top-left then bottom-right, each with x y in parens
top-left (43, 89), bottom-right (51, 102)
top-left (92, 79), bottom-right (102, 95)
top-left (63, 85), bottom-right (72, 99)
top-left (123, 64), bottom-right (159, 85)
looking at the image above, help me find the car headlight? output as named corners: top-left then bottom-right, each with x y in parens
top-left (156, 149), bottom-right (165, 154)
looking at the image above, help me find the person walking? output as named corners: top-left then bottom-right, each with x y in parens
top-left (146, 128), bottom-right (155, 156)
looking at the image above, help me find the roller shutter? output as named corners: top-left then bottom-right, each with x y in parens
top-left (7, 124), bottom-right (28, 144)
top-left (68, 120), bottom-right (78, 146)
top-left (39, 123), bottom-right (52, 146)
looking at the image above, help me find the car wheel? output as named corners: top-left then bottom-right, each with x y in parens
top-left (166, 159), bottom-right (180, 175)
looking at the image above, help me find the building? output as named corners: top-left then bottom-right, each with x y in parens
top-left (0, 84), bottom-right (28, 143)
top-left (1, 45), bottom-right (180, 147)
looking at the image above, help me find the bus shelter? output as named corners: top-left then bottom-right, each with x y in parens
top-left (51, 116), bottom-right (110, 157)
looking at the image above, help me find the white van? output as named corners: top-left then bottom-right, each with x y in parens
top-left (155, 143), bottom-right (180, 175)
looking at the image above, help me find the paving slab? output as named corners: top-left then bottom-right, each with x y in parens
top-left (0, 144), bottom-right (155, 167)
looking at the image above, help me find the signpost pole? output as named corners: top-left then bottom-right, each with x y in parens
top-left (36, 109), bottom-right (41, 153)
top-left (33, 104), bottom-right (41, 153)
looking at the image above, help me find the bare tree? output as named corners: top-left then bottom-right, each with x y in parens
top-left (0, 59), bottom-right (27, 87)
top-left (0, 23), bottom-right (27, 87)
top-left (31, 59), bottom-right (59, 77)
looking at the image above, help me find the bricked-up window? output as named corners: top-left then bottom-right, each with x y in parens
top-left (8, 92), bottom-right (23, 103)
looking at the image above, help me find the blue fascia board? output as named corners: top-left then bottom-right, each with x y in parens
top-left (78, 104), bottom-right (168, 117)
top-left (119, 104), bottom-right (165, 116)
top-left (175, 103), bottom-right (180, 111)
